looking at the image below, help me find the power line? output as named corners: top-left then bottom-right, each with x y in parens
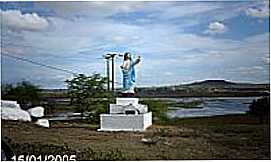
top-left (2, 53), bottom-right (78, 75)
top-left (0, 6), bottom-right (122, 85)
top-left (2, 41), bottom-right (107, 61)
top-left (2, 53), bottom-right (123, 85)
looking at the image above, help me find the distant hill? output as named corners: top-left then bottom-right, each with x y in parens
top-left (136, 80), bottom-right (269, 97)
top-left (187, 80), bottom-right (237, 86)
top-left (40, 79), bottom-right (269, 98)
top-left (184, 80), bottom-right (269, 88)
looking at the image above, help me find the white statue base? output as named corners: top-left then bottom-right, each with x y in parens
top-left (98, 98), bottom-right (152, 132)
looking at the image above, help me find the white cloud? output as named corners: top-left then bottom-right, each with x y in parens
top-left (159, 3), bottom-right (221, 19)
top-left (205, 21), bottom-right (227, 34)
top-left (2, 10), bottom-right (49, 31)
top-left (2, 1), bottom-right (270, 88)
top-left (36, 1), bottom-right (144, 19)
top-left (246, 7), bottom-right (269, 18)
top-left (227, 66), bottom-right (265, 75)
top-left (6, 12), bottom-right (267, 87)
top-left (262, 52), bottom-right (270, 64)
top-left (205, 51), bottom-right (224, 60)
top-left (246, 0), bottom-right (269, 18)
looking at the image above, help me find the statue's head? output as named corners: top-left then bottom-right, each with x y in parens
top-left (124, 52), bottom-right (131, 61)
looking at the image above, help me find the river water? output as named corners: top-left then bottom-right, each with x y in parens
top-left (46, 97), bottom-right (261, 120)
top-left (166, 97), bottom-right (260, 119)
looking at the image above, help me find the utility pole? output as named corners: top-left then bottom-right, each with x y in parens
top-left (1, 3), bottom-right (3, 57)
top-left (110, 54), bottom-right (117, 91)
top-left (103, 55), bottom-right (111, 91)
top-left (103, 53), bottom-right (121, 91)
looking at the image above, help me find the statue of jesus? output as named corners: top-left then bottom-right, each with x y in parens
top-left (120, 52), bottom-right (141, 95)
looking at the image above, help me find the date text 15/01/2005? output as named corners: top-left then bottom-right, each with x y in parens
top-left (11, 155), bottom-right (76, 161)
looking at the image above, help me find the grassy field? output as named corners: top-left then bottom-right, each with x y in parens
top-left (2, 114), bottom-right (270, 160)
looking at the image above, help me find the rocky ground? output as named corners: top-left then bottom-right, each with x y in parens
top-left (2, 114), bottom-right (270, 160)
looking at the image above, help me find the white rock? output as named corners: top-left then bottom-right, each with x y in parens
top-left (1, 100), bottom-right (20, 109)
top-left (27, 106), bottom-right (44, 118)
top-left (141, 138), bottom-right (150, 142)
top-left (35, 119), bottom-right (49, 128)
top-left (1, 107), bottom-right (31, 122)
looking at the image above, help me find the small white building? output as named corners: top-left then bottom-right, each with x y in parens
top-left (98, 98), bottom-right (152, 131)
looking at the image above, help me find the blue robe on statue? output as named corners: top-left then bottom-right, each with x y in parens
top-left (122, 60), bottom-right (136, 91)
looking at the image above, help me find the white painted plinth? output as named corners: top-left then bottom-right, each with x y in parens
top-left (116, 98), bottom-right (139, 105)
top-left (109, 104), bottom-right (148, 114)
top-left (98, 112), bottom-right (152, 132)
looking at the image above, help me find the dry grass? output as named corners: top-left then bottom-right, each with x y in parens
top-left (2, 114), bottom-right (270, 160)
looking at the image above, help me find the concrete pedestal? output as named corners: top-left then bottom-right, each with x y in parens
top-left (98, 98), bottom-right (152, 131)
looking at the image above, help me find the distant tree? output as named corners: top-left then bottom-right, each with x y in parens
top-left (248, 97), bottom-right (270, 124)
top-left (65, 74), bottom-right (109, 114)
top-left (1, 81), bottom-right (42, 110)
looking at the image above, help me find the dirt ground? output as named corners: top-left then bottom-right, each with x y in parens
top-left (1, 115), bottom-right (270, 160)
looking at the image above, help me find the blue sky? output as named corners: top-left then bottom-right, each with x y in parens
top-left (1, 1), bottom-right (270, 89)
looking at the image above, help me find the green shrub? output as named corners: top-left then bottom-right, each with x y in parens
top-left (87, 101), bottom-right (108, 124)
top-left (141, 100), bottom-right (169, 123)
top-left (65, 73), bottom-right (117, 124)
top-left (1, 81), bottom-right (43, 110)
top-left (248, 96), bottom-right (270, 123)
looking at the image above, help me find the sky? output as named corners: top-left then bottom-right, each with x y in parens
top-left (1, 0), bottom-right (270, 89)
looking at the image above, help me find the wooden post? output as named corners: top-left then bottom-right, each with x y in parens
top-left (111, 56), bottom-right (115, 91)
top-left (106, 58), bottom-right (110, 91)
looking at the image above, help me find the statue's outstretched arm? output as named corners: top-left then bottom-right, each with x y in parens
top-left (132, 56), bottom-right (141, 67)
